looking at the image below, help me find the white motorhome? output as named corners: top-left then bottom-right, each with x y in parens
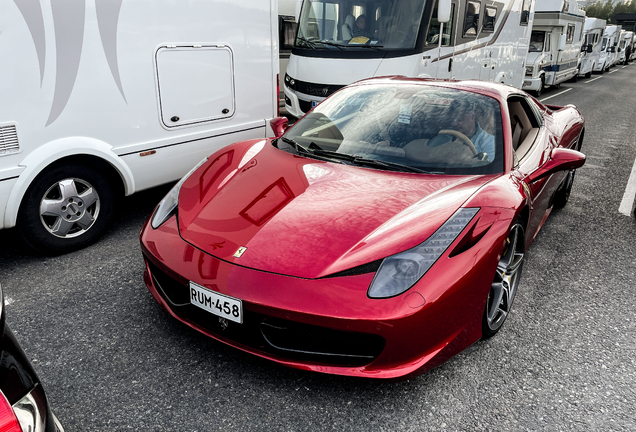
top-left (283, 0), bottom-right (535, 118)
top-left (0, 0), bottom-right (280, 254)
top-left (578, 17), bottom-right (605, 77)
top-left (279, 0), bottom-right (299, 107)
top-left (597, 25), bottom-right (620, 72)
top-left (617, 30), bottom-right (634, 64)
top-left (522, 0), bottom-right (585, 95)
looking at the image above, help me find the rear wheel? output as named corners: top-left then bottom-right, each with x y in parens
top-left (482, 220), bottom-right (525, 338)
top-left (18, 164), bottom-right (115, 255)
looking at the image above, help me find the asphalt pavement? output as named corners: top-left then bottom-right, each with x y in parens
top-left (1, 65), bottom-right (636, 431)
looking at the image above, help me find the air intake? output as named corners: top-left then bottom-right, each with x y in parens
top-left (0, 125), bottom-right (19, 155)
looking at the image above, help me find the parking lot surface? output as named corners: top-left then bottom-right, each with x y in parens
top-left (1, 67), bottom-right (636, 431)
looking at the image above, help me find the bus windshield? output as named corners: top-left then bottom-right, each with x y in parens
top-left (295, 0), bottom-right (427, 50)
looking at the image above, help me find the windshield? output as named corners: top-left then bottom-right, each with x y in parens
top-left (295, 0), bottom-right (427, 50)
top-left (529, 31), bottom-right (545, 52)
top-left (279, 84), bottom-right (504, 175)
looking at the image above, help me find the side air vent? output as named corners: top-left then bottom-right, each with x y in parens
top-left (0, 125), bottom-right (19, 155)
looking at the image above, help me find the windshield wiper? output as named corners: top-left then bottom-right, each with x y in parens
top-left (347, 43), bottom-right (384, 50)
top-left (309, 148), bottom-right (431, 173)
top-left (281, 137), bottom-right (310, 154)
top-left (281, 137), bottom-right (346, 164)
top-left (317, 40), bottom-right (346, 50)
top-left (296, 37), bottom-right (322, 49)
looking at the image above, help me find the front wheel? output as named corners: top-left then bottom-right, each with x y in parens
top-left (18, 164), bottom-right (115, 255)
top-left (482, 220), bottom-right (525, 338)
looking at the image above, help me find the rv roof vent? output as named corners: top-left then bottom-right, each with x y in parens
top-left (0, 125), bottom-right (19, 155)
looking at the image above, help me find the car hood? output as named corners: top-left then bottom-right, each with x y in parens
top-left (178, 140), bottom-right (496, 279)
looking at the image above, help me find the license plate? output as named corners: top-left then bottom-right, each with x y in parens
top-left (189, 282), bottom-right (243, 324)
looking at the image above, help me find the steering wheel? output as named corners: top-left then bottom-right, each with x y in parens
top-left (438, 129), bottom-right (477, 155)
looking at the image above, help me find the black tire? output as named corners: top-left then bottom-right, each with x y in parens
top-left (482, 219), bottom-right (525, 339)
top-left (535, 77), bottom-right (545, 97)
top-left (18, 163), bottom-right (115, 255)
top-left (553, 132), bottom-right (583, 208)
top-left (571, 71), bottom-right (579, 82)
top-left (585, 71), bottom-right (592, 78)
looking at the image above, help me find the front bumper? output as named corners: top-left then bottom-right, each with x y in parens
top-left (522, 76), bottom-right (542, 91)
top-left (140, 211), bottom-right (507, 379)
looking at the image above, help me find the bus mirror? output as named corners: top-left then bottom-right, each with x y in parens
top-left (587, 44), bottom-right (593, 53)
top-left (437, 0), bottom-right (452, 23)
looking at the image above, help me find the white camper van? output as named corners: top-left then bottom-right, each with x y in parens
top-left (522, 0), bottom-right (585, 95)
top-left (283, 0), bottom-right (535, 118)
top-left (578, 17), bottom-right (606, 78)
top-left (597, 25), bottom-right (620, 72)
top-left (618, 30), bottom-right (634, 64)
top-left (0, 0), bottom-right (280, 254)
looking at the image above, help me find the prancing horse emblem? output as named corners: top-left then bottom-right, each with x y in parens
top-left (233, 246), bottom-right (247, 258)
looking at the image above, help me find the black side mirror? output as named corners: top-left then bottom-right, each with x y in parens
top-left (587, 44), bottom-right (593, 53)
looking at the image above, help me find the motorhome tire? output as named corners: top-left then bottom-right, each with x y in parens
top-left (18, 164), bottom-right (115, 255)
top-left (585, 71), bottom-right (592, 78)
top-left (535, 77), bottom-right (545, 97)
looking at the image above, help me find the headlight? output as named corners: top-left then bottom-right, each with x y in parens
top-left (151, 157), bottom-right (208, 229)
top-left (284, 73), bottom-right (296, 90)
top-left (525, 66), bottom-right (534, 75)
top-left (367, 208), bottom-right (479, 299)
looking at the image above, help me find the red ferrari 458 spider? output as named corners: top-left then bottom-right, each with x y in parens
top-left (140, 77), bottom-right (585, 379)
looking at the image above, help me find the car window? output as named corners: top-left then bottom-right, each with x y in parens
top-left (281, 84), bottom-right (504, 175)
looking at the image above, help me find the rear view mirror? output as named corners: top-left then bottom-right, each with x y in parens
top-left (437, 0), bottom-right (452, 23)
top-left (610, 46), bottom-right (616, 53)
top-left (528, 148), bottom-right (586, 183)
top-left (587, 44), bottom-right (593, 53)
top-left (270, 117), bottom-right (289, 138)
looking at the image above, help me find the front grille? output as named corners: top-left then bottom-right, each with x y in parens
top-left (295, 80), bottom-right (344, 98)
top-left (260, 317), bottom-right (384, 361)
top-left (0, 125), bottom-right (19, 155)
top-left (298, 99), bottom-right (313, 113)
top-left (147, 260), bottom-right (385, 366)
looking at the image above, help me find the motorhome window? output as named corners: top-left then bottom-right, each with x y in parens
top-left (483, 7), bottom-right (497, 32)
top-left (562, 1), bottom-right (569, 12)
top-left (295, 0), bottom-right (427, 50)
top-left (602, 37), bottom-right (607, 50)
top-left (282, 84), bottom-right (505, 175)
top-left (566, 24), bottom-right (575, 43)
top-left (520, 0), bottom-right (531, 25)
top-left (427, 2), bottom-right (456, 46)
top-left (463, 1), bottom-right (481, 37)
top-left (529, 31), bottom-right (546, 52)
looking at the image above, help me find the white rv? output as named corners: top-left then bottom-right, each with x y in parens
top-left (578, 17), bottom-right (605, 78)
top-left (522, 0), bottom-right (585, 95)
top-left (283, 0), bottom-right (536, 118)
top-left (0, 0), bottom-right (280, 254)
top-left (617, 30), bottom-right (634, 64)
top-left (597, 25), bottom-right (620, 72)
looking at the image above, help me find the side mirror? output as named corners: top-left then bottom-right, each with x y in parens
top-left (270, 116), bottom-right (289, 138)
top-left (587, 44), bottom-right (593, 53)
top-left (527, 148), bottom-right (586, 183)
top-left (437, 0), bottom-right (452, 23)
top-left (610, 46), bottom-right (616, 53)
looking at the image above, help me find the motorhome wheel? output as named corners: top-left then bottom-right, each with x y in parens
top-left (18, 164), bottom-right (115, 255)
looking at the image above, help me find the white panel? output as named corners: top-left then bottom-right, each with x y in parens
top-left (156, 45), bottom-right (235, 128)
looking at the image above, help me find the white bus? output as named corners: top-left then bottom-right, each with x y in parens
top-left (578, 17), bottom-right (605, 78)
top-left (283, 0), bottom-right (535, 119)
top-left (0, 0), bottom-right (280, 254)
top-left (522, 0), bottom-right (585, 95)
